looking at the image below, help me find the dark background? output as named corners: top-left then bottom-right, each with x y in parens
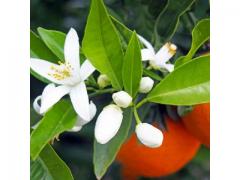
top-left (30, 0), bottom-right (210, 179)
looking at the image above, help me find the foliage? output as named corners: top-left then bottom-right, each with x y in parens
top-left (30, 0), bottom-right (210, 179)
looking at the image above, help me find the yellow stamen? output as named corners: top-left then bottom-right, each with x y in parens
top-left (48, 61), bottom-right (73, 80)
top-left (166, 42), bottom-right (177, 55)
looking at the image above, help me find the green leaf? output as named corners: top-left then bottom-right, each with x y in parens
top-left (154, 0), bottom-right (195, 43)
top-left (122, 32), bottom-right (142, 97)
top-left (94, 108), bottom-right (133, 179)
top-left (37, 27), bottom-right (66, 61)
top-left (147, 55), bottom-right (210, 105)
top-left (175, 19), bottom-right (210, 67)
top-left (30, 31), bottom-right (59, 62)
top-left (82, 0), bottom-right (124, 89)
top-left (143, 69), bottom-right (163, 81)
top-left (30, 100), bottom-right (77, 160)
top-left (110, 16), bottom-right (133, 45)
top-left (31, 144), bottom-right (74, 180)
top-left (30, 31), bottom-right (59, 83)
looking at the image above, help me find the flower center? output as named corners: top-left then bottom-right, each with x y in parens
top-left (48, 61), bottom-right (73, 80)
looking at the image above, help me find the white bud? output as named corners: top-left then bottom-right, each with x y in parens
top-left (112, 91), bottom-right (132, 108)
top-left (139, 77), bottom-right (154, 93)
top-left (95, 104), bottom-right (123, 144)
top-left (135, 123), bottom-right (163, 148)
top-left (97, 74), bottom-right (111, 88)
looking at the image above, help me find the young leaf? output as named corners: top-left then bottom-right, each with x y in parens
top-left (82, 0), bottom-right (124, 90)
top-left (31, 144), bottom-right (74, 180)
top-left (37, 27), bottom-right (66, 60)
top-left (122, 32), bottom-right (142, 97)
top-left (154, 0), bottom-right (195, 43)
top-left (175, 19), bottom-right (210, 67)
top-left (147, 55), bottom-right (210, 105)
top-left (30, 100), bottom-right (77, 160)
top-left (94, 108), bottom-right (133, 179)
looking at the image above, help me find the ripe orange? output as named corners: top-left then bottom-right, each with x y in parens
top-left (181, 103), bottom-right (210, 147)
top-left (117, 117), bottom-right (200, 179)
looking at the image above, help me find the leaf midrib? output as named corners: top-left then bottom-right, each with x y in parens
top-left (31, 105), bottom-right (74, 159)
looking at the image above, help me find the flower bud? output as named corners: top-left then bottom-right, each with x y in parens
top-left (139, 77), bottom-right (154, 93)
top-left (97, 74), bottom-right (111, 88)
top-left (135, 123), bottom-right (163, 148)
top-left (112, 91), bottom-right (132, 108)
top-left (95, 104), bottom-right (123, 144)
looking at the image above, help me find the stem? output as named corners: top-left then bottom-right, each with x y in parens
top-left (87, 87), bottom-right (96, 91)
top-left (133, 107), bottom-right (141, 124)
top-left (136, 98), bottom-right (148, 109)
top-left (89, 88), bottom-right (115, 98)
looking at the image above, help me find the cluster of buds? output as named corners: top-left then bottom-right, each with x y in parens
top-left (95, 77), bottom-right (163, 148)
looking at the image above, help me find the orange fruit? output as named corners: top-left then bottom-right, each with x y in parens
top-left (117, 117), bottom-right (200, 179)
top-left (182, 103), bottom-right (210, 147)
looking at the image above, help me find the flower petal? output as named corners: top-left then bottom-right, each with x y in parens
top-left (137, 35), bottom-right (155, 53)
top-left (69, 101), bottom-right (96, 132)
top-left (69, 126), bottom-right (82, 132)
top-left (141, 49), bottom-right (155, 61)
top-left (161, 63), bottom-right (174, 72)
top-left (40, 84), bottom-right (71, 114)
top-left (31, 58), bottom-right (64, 84)
top-left (73, 101), bottom-right (97, 128)
top-left (70, 82), bottom-right (90, 121)
top-left (155, 43), bottom-right (177, 63)
top-left (64, 28), bottom-right (81, 72)
top-left (95, 104), bottom-right (123, 144)
top-left (33, 95), bottom-right (42, 115)
top-left (79, 59), bottom-right (95, 81)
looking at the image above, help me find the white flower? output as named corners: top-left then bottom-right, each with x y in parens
top-left (97, 74), bottom-right (111, 88)
top-left (31, 28), bottom-right (96, 124)
top-left (112, 91), bottom-right (132, 108)
top-left (139, 77), bottom-right (154, 93)
top-left (95, 104), bottom-right (123, 144)
top-left (138, 35), bottom-right (177, 72)
top-left (135, 123), bottom-right (163, 148)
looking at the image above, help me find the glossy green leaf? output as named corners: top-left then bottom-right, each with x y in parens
top-left (37, 27), bottom-right (66, 61)
top-left (143, 69), bottom-right (162, 81)
top-left (175, 19), bottom-right (210, 67)
top-left (111, 16), bottom-right (132, 45)
top-left (147, 55), bottom-right (210, 105)
top-left (31, 144), bottom-right (74, 180)
top-left (94, 108), bottom-right (133, 179)
top-left (154, 0), bottom-right (195, 43)
top-left (122, 32), bottom-right (142, 97)
top-left (82, 0), bottom-right (124, 89)
top-left (31, 100), bottom-right (77, 160)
